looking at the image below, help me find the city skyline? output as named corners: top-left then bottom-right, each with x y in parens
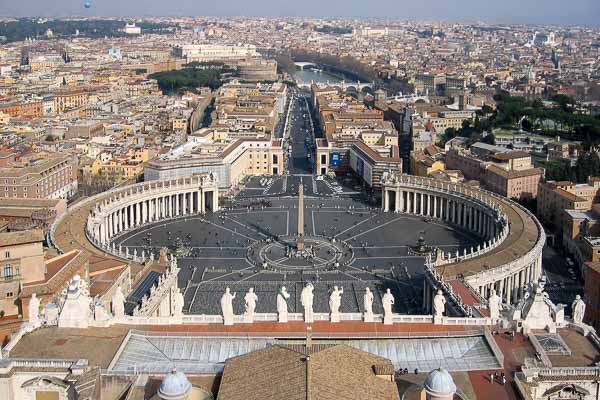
top-left (1, 0), bottom-right (599, 26)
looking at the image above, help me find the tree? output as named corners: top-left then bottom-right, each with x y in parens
top-left (552, 94), bottom-right (576, 113)
top-left (481, 104), bottom-right (494, 116)
top-left (481, 134), bottom-right (495, 145)
top-left (574, 152), bottom-right (600, 183)
top-left (474, 115), bottom-right (482, 133)
top-left (521, 118), bottom-right (532, 132)
top-left (440, 128), bottom-right (457, 145)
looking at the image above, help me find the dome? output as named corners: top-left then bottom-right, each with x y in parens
top-left (423, 368), bottom-right (457, 398)
top-left (158, 369), bottom-right (192, 400)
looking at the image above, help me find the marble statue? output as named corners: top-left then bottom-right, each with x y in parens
top-left (277, 286), bottom-right (291, 323)
top-left (433, 289), bottom-right (446, 318)
top-left (329, 286), bottom-right (343, 322)
top-left (512, 278), bottom-right (565, 334)
top-left (111, 286), bottom-right (125, 318)
top-left (363, 287), bottom-right (374, 322)
top-left (58, 274), bottom-right (92, 329)
top-left (173, 288), bottom-right (184, 317)
top-left (572, 294), bottom-right (586, 324)
top-left (92, 299), bottom-right (111, 323)
top-left (488, 289), bottom-right (502, 320)
top-left (221, 287), bottom-right (236, 326)
top-left (28, 293), bottom-right (41, 328)
top-left (301, 283), bottom-right (314, 323)
top-left (382, 288), bottom-right (395, 325)
top-left (244, 288), bottom-right (258, 322)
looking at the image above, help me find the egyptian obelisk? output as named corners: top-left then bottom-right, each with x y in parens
top-left (297, 184), bottom-right (305, 251)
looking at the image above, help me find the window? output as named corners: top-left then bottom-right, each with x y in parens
top-left (4, 251), bottom-right (9, 259)
top-left (3, 264), bottom-right (12, 279)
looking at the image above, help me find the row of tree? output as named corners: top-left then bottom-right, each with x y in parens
top-left (149, 63), bottom-right (237, 94)
top-left (543, 152), bottom-right (600, 183)
top-left (491, 92), bottom-right (600, 143)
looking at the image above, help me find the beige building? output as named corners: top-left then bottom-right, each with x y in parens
top-left (172, 44), bottom-right (259, 63)
top-left (410, 146), bottom-right (446, 177)
top-left (485, 165), bottom-right (543, 200)
top-left (53, 90), bottom-right (89, 114)
top-left (0, 155), bottom-right (78, 200)
top-left (446, 148), bottom-right (543, 200)
top-left (538, 178), bottom-right (600, 229)
top-left (145, 135), bottom-right (284, 189)
top-left (0, 230), bottom-right (45, 316)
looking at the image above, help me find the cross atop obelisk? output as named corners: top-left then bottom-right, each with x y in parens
top-left (297, 184), bottom-right (305, 251)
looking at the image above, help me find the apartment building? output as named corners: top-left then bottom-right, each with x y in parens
top-left (0, 99), bottom-right (44, 118)
top-left (537, 178), bottom-right (600, 229)
top-left (0, 230), bottom-right (45, 316)
top-left (144, 135), bottom-right (284, 189)
top-left (445, 149), bottom-right (484, 181)
top-left (53, 90), bottom-right (89, 114)
top-left (172, 44), bottom-right (259, 63)
top-left (485, 164), bottom-right (543, 199)
top-left (312, 85), bottom-right (401, 187)
top-left (410, 146), bottom-right (446, 178)
top-left (0, 155), bottom-right (78, 200)
top-left (446, 147), bottom-right (543, 199)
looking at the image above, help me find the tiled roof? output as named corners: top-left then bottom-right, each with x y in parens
top-left (218, 344), bottom-right (400, 400)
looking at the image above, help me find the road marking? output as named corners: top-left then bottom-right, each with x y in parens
top-left (200, 265), bottom-right (256, 283)
top-left (345, 216), bottom-right (406, 241)
top-left (334, 213), bottom-right (378, 238)
top-left (312, 211), bottom-right (316, 236)
top-left (204, 218), bottom-right (259, 242)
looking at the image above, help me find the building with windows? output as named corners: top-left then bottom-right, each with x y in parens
top-left (0, 230), bottom-right (45, 317)
top-left (0, 99), bottom-right (44, 118)
top-left (537, 178), bottom-right (600, 230)
top-left (0, 154), bottom-right (78, 200)
top-left (172, 44), bottom-right (259, 63)
top-left (145, 134), bottom-right (284, 189)
top-left (312, 85), bottom-right (401, 187)
top-left (446, 148), bottom-right (543, 200)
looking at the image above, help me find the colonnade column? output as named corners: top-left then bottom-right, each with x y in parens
top-left (427, 194), bottom-right (432, 216)
top-left (399, 190), bottom-right (404, 212)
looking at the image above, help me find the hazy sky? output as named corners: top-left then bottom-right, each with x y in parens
top-left (1, 0), bottom-right (599, 26)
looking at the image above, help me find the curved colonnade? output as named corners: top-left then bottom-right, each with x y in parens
top-left (51, 172), bottom-right (545, 319)
top-left (51, 175), bottom-right (219, 263)
top-left (382, 174), bottom-right (545, 309)
top-left (86, 175), bottom-right (219, 260)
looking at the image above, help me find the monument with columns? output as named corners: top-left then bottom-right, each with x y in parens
top-left (84, 174), bottom-right (219, 256)
top-left (382, 171), bottom-right (545, 310)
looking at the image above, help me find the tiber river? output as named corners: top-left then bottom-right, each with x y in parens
top-left (292, 68), bottom-right (342, 84)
